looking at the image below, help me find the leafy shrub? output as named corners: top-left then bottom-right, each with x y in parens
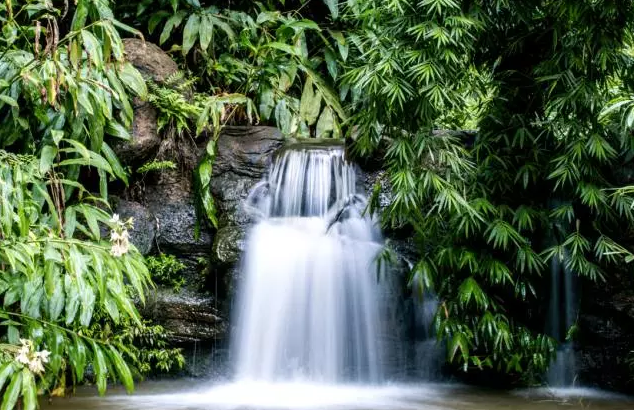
top-left (146, 254), bottom-right (187, 292)
top-left (84, 308), bottom-right (185, 376)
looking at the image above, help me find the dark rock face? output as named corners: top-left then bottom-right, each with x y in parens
top-left (210, 126), bottom-right (285, 300)
top-left (577, 271), bottom-right (634, 392)
top-left (142, 289), bottom-right (227, 343)
top-left (212, 126), bottom-right (285, 226)
top-left (111, 41), bottom-right (224, 363)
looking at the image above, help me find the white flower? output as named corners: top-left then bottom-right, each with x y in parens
top-left (15, 350), bottom-right (30, 365)
top-left (110, 244), bottom-right (124, 257)
top-left (109, 214), bottom-right (120, 223)
top-left (28, 359), bottom-right (45, 374)
top-left (110, 230), bottom-right (121, 241)
top-left (13, 340), bottom-right (49, 374)
top-left (35, 350), bottom-right (50, 363)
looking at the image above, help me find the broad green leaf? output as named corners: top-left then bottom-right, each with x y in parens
top-left (81, 30), bottom-right (104, 68)
top-left (106, 122), bottom-right (131, 140)
top-left (64, 275), bottom-right (80, 325)
top-left (1, 371), bottom-right (22, 410)
top-left (0, 363), bottom-right (15, 393)
top-left (266, 42), bottom-right (300, 57)
top-left (299, 78), bottom-right (322, 126)
top-left (324, 0), bottom-right (339, 19)
top-left (64, 207), bottom-right (77, 238)
top-left (69, 337), bottom-right (87, 381)
top-left (71, 0), bottom-right (89, 30)
top-left (48, 273), bottom-right (65, 320)
top-left (92, 342), bottom-right (108, 395)
top-left (148, 12), bottom-right (170, 34)
top-left (182, 14), bottom-right (201, 55)
top-left (101, 142), bottom-right (128, 184)
top-left (118, 63), bottom-right (147, 99)
top-left (329, 30), bottom-right (348, 60)
top-left (275, 99), bottom-right (293, 135)
top-left (7, 327), bottom-right (19, 346)
top-left (259, 88), bottom-right (275, 121)
top-left (108, 346), bottom-right (134, 393)
top-left (0, 95), bottom-right (18, 107)
top-left (39, 145), bottom-right (58, 174)
top-left (160, 11), bottom-right (187, 45)
top-left (325, 48), bottom-right (338, 80)
top-left (199, 14), bottom-right (213, 52)
top-left (316, 106), bottom-right (334, 138)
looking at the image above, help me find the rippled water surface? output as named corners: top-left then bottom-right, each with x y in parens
top-left (46, 381), bottom-right (633, 410)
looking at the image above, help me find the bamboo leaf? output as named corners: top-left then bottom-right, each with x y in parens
top-left (108, 346), bottom-right (134, 393)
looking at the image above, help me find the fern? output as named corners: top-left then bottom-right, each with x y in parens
top-left (137, 160), bottom-right (177, 174)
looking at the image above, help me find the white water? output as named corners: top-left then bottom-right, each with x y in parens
top-left (233, 143), bottom-right (385, 383)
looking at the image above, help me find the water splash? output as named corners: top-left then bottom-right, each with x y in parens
top-left (233, 142), bottom-right (386, 383)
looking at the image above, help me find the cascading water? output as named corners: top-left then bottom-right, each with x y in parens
top-left (546, 250), bottom-right (579, 387)
top-left (232, 142), bottom-right (385, 383)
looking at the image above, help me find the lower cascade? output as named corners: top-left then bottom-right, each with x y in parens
top-left (232, 142), bottom-right (385, 383)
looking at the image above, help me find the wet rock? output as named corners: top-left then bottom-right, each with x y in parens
top-left (214, 126), bottom-right (285, 177)
top-left (142, 288), bottom-right (228, 343)
top-left (212, 225), bottom-right (246, 266)
top-left (211, 126), bottom-right (285, 227)
top-left (149, 199), bottom-right (211, 256)
top-left (113, 199), bottom-right (156, 255)
top-left (208, 126), bottom-right (285, 302)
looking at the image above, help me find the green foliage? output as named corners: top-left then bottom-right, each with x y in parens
top-left (131, 0), bottom-right (347, 137)
top-left (0, 1), bottom-right (188, 406)
top-left (0, 151), bottom-right (151, 406)
top-left (343, 0), bottom-right (634, 383)
top-left (0, 0), bottom-right (148, 200)
top-left (146, 254), bottom-right (186, 292)
top-left (137, 160), bottom-right (177, 174)
top-left (84, 308), bottom-right (185, 376)
top-left (2, 0), bottom-right (634, 396)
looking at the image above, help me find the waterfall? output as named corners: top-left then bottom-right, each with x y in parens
top-left (232, 142), bottom-right (385, 383)
top-left (546, 252), bottom-right (578, 387)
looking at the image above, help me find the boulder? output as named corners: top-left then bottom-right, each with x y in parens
top-left (122, 38), bottom-right (179, 83)
top-left (148, 199), bottom-right (211, 256)
top-left (209, 126), bottom-right (285, 301)
top-left (114, 102), bottom-right (160, 165)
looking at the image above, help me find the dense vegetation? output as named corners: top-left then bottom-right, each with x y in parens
top-left (2, 0), bottom-right (634, 407)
